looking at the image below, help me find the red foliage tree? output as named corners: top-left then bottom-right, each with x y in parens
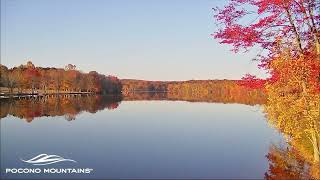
top-left (212, 0), bottom-right (319, 57)
top-left (213, 0), bottom-right (320, 89)
top-left (24, 68), bottom-right (41, 93)
top-left (238, 74), bottom-right (266, 89)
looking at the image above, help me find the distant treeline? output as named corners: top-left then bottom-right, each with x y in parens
top-left (0, 62), bottom-right (122, 94)
top-left (0, 62), bottom-right (265, 100)
top-left (121, 79), bottom-right (167, 92)
top-left (122, 79), bottom-right (266, 105)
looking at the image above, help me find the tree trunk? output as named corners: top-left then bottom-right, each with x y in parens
top-left (311, 129), bottom-right (320, 163)
top-left (285, 8), bottom-right (304, 55)
top-left (31, 84), bottom-right (34, 94)
top-left (306, 1), bottom-right (320, 56)
top-left (315, 40), bottom-right (320, 56)
top-left (300, 2), bottom-right (320, 56)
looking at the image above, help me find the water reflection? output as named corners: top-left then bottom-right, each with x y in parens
top-left (0, 91), bottom-right (266, 121)
top-left (124, 90), bottom-right (266, 105)
top-left (1, 97), bottom-right (277, 179)
top-left (1, 91), bottom-right (318, 179)
top-left (265, 144), bottom-right (318, 179)
top-left (0, 95), bottom-right (122, 122)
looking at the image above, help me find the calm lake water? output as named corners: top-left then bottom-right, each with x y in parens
top-left (0, 95), bottom-right (284, 179)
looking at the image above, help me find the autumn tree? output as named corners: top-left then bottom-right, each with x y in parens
top-left (51, 69), bottom-right (63, 93)
top-left (264, 54), bottom-right (320, 163)
top-left (64, 64), bottom-right (76, 71)
top-left (25, 68), bottom-right (40, 94)
top-left (78, 73), bottom-right (89, 92)
top-left (39, 68), bottom-right (52, 94)
top-left (0, 64), bottom-right (9, 87)
top-left (0, 62), bottom-right (121, 95)
top-left (213, 0), bottom-right (320, 169)
top-left (213, 0), bottom-right (319, 57)
top-left (7, 71), bottom-right (18, 93)
top-left (213, 0), bottom-right (320, 97)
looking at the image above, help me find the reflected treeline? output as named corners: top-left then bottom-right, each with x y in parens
top-left (265, 144), bottom-right (316, 180)
top-left (123, 91), bottom-right (266, 105)
top-left (0, 95), bottom-right (122, 122)
top-left (0, 90), bottom-right (266, 121)
top-left (264, 92), bottom-right (320, 179)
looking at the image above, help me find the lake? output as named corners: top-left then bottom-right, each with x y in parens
top-left (0, 94), bottom-right (284, 179)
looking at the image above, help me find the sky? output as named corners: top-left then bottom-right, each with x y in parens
top-left (0, 0), bottom-right (267, 81)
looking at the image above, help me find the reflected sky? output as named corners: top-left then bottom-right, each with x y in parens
top-left (1, 100), bottom-right (283, 179)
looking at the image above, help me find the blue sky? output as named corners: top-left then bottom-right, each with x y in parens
top-left (0, 0), bottom-right (267, 80)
